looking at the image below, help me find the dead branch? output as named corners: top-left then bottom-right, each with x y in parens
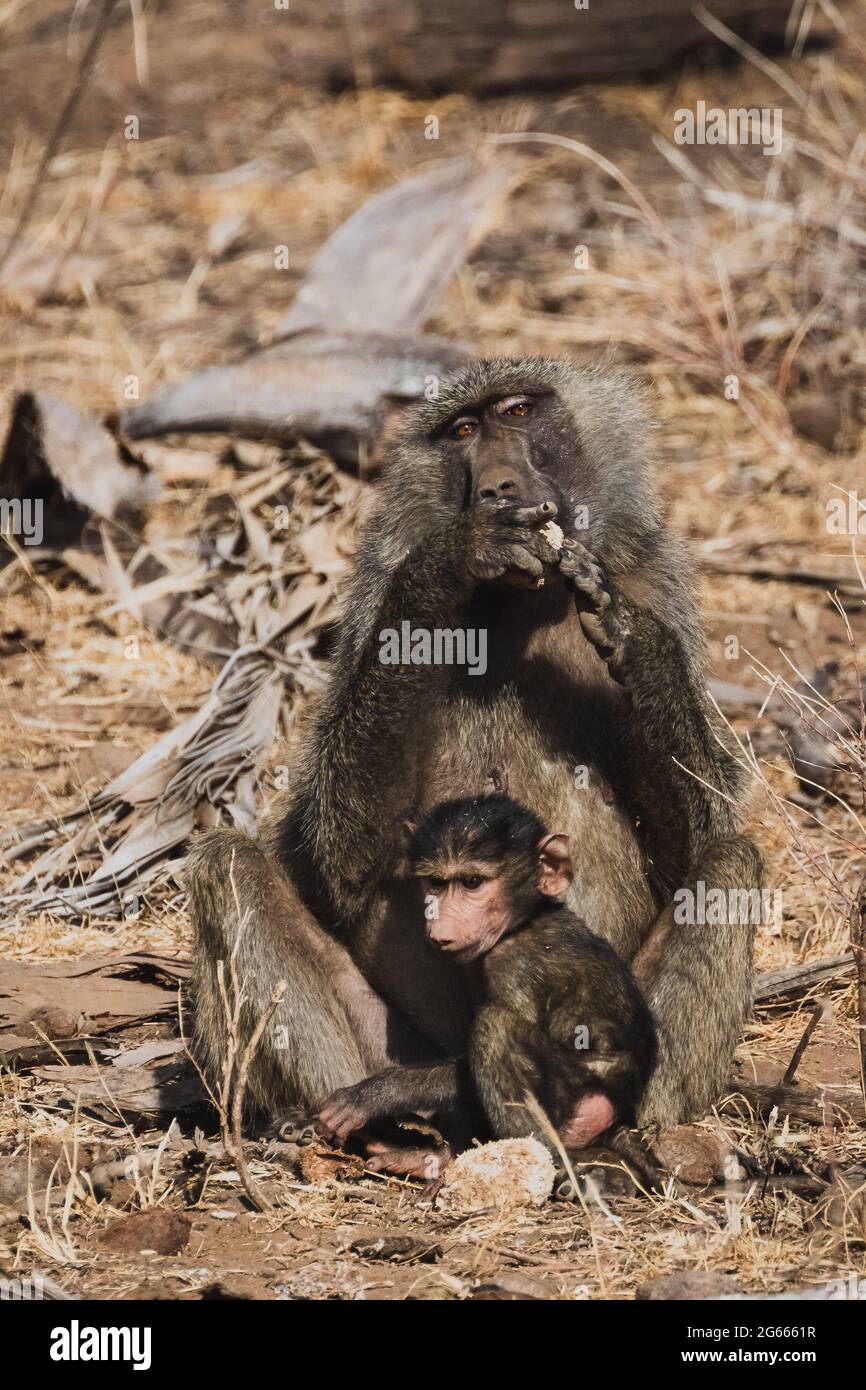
top-left (850, 869), bottom-right (866, 1107)
top-left (728, 1079), bottom-right (865, 1128)
top-left (753, 953), bottom-right (854, 1005)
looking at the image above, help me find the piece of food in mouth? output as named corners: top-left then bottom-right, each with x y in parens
top-left (540, 519), bottom-right (565, 550)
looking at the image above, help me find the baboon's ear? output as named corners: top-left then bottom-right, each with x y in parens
top-left (536, 833), bottom-right (573, 897)
top-left (402, 819), bottom-right (418, 841)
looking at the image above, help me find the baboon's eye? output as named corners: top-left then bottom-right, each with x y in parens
top-left (448, 416), bottom-right (478, 439)
top-left (427, 876), bottom-right (448, 891)
top-left (461, 875), bottom-right (484, 891)
top-left (498, 396), bottom-right (533, 417)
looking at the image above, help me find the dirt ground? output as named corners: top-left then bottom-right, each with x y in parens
top-left (1, 1), bottom-right (865, 1301)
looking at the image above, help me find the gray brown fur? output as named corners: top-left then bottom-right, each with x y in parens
top-left (186, 355), bottom-right (761, 1128)
top-left (318, 794), bottom-right (658, 1163)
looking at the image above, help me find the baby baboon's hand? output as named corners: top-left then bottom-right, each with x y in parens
top-left (318, 1080), bottom-right (377, 1143)
top-left (455, 499), bottom-right (560, 589)
top-left (559, 542), bottom-right (629, 683)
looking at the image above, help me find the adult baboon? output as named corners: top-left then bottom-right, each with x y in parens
top-left (187, 356), bottom-right (760, 1139)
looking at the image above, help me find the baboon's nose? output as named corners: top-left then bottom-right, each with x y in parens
top-left (476, 467), bottom-right (521, 502)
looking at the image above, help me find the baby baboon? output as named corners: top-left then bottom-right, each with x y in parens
top-left (187, 356), bottom-right (761, 1142)
top-left (318, 795), bottom-right (657, 1179)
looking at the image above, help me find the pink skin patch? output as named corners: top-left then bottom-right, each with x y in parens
top-left (558, 1093), bottom-right (615, 1149)
top-left (425, 878), bottom-right (508, 961)
top-left (364, 1141), bottom-right (450, 1179)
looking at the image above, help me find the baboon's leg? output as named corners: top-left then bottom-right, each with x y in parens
top-left (469, 1009), bottom-right (552, 1146)
top-left (560, 550), bottom-right (762, 1130)
top-left (633, 834), bottom-right (761, 1128)
top-left (186, 828), bottom-right (429, 1114)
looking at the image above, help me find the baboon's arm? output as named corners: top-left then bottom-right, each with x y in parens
top-left (318, 1061), bottom-right (464, 1142)
top-left (560, 544), bottom-right (740, 891)
top-left (284, 503), bottom-right (556, 921)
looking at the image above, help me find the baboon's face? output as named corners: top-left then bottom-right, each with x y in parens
top-left (429, 385), bottom-right (577, 524)
top-left (417, 830), bottom-right (572, 964)
top-left (421, 863), bottom-right (512, 963)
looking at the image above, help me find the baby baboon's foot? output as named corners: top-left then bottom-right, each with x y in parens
top-left (364, 1140), bottom-right (451, 1180)
top-left (552, 1157), bottom-right (638, 1201)
top-left (608, 1127), bottom-right (666, 1192)
top-left (558, 543), bottom-right (628, 681)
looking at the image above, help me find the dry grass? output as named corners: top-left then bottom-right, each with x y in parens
top-left (1, 0), bottom-right (865, 1299)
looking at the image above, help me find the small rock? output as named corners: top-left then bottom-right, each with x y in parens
top-left (99, 1209), bottom-right (191, 1256)
top-left (654, 1126), bottom-right (736, 1185)
top-left (437, 1138), bottom-right (555, 1213)
top-left (471, 1271), bottom-right (554, 1299)
top-left (19, 1006), bottom-right (79, 1040)
top-left (636, 1270), bottom-right (742, 1301)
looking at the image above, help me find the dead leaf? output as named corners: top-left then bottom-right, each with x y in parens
top-left (278, 157), bottom-right (513, 337)
top-left (0, 391), bottom-right (158, 544)
top-left (35, 1057), bottom-right (203, 1123)
top-left (0, 954), bottom-right (185, 1039)
top-left (120, 330), bottom-right (468, 464)
top-left (298, 1145), bottom-right (365, 1184)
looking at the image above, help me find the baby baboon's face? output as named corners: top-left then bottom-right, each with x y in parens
top-left (421, 864), bottom-right (512, 963)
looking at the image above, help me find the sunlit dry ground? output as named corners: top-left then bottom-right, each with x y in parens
top-left (0, 0), bottom-right (865, 1299)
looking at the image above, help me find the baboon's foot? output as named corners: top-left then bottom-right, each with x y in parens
top-left (552, 1142), bottom-right (663, 1202)
top-left (267, 1109), bottom-right (320, 1146)
top-left (363, 1140), bottom-right (452, 1180)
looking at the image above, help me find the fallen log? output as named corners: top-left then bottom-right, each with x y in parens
top-left (753, 953), bottom-right (855, 1006)
top-left (284, 0), bottom-right (833, 95)
top-left (727, 1079), bottom-right (865, 1128)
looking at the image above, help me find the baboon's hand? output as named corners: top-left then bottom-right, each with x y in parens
top-left (454, 499), bottom-right (560, 589)
top-left (318, 1080), bottom-right (378, 1143)
top-left (559, 542), bottom-right (629, 683)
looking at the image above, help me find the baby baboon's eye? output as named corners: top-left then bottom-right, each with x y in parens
top-left (427, 876), bottom-right (448, 891)
top-left (461, 875), bottom-right (484, 891)
top-left (449, 416), bottom-right (478, 440)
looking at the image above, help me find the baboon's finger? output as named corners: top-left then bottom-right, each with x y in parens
top-left (505, 500), bottom-right (558, 527)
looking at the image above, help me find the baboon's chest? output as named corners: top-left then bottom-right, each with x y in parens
top-left (421, 674), bottom-right (656, 959)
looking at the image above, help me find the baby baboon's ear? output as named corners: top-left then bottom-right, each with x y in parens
top-left (536, 833), bottom-right (573, 898)
top-left (402, 818), bottom-right (418, 841)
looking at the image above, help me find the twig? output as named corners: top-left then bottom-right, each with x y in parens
top-left (849, 869), bottom-right (866, 1107)
top-left (781, 1000), bottom-right (826, 1086)
top-left (0, 0), bottom-right (120, 278)
top-left (229, 979), bottom-right (286, 1212)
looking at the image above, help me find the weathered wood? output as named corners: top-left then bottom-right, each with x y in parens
top-left (285, 0), bottom-right (832, 95)
top-left (728, 1079), bottom-right (865, 1127)
top-left (702, 555), bottom-right (863, 597)
top-left (753, 953), bottom-right (854, 1006)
